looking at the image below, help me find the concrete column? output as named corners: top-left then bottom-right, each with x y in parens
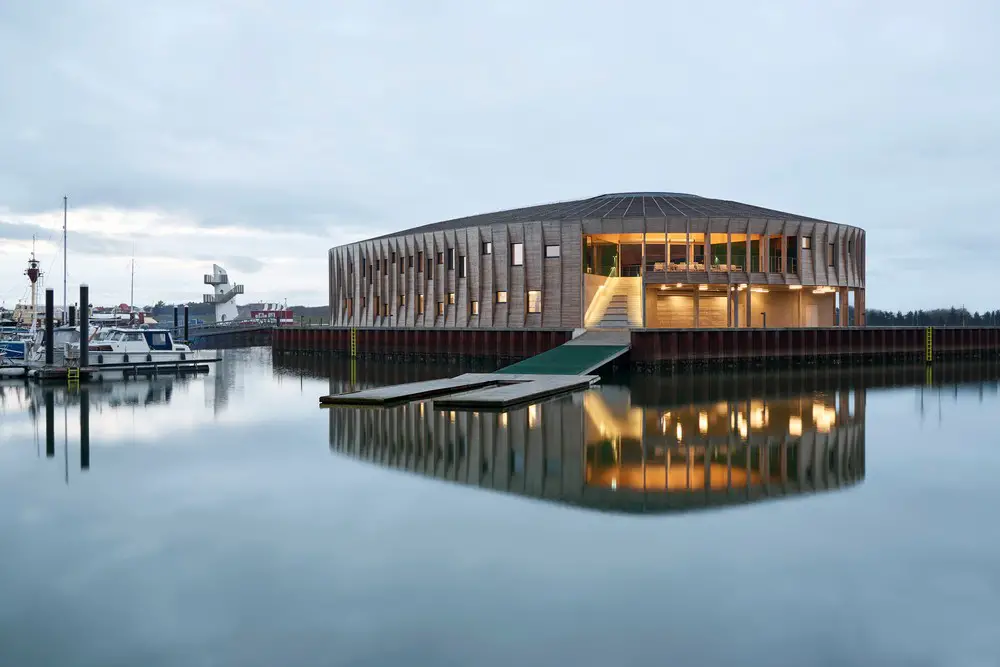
top-left (857, 288), bottom-right (866, 326)
top-left (694, 290), bottom-right (700, 328)
top-left (641, 229), bottom-right (647, 327)
top-left (746, 288), bottom-right (753, 328)
top-left (727, 289), bottom-right (733, 327)
top-left (839, 287), bottom-right (849, 327)
top-left (797, 289), bottom-right (803, 327)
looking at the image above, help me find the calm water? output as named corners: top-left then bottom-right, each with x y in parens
top-left (2, 349), bottom-right (1000, 666)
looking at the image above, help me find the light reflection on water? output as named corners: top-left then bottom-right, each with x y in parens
top-left (327, 385), bottom-right (865, 514)
top-left (1, 349), bottom-right (1000, 666)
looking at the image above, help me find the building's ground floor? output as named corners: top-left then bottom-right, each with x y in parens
top-left (584, 275), bottom-right (865, 329)
top-left (644, 283), bottom-right (864, 328)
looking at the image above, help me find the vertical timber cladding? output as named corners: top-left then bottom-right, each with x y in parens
top-left (327, 193), bottom-right (865, 332)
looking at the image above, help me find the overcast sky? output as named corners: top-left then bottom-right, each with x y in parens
top-left (2, 0), bottom-right (998, 311)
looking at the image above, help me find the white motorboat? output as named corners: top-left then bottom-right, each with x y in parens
top-left (23, 325), bottom-right (83, 367)
top-left (74, 326), bottom-right (192, 365)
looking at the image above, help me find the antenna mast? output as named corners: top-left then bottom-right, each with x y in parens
top-left (63, 196), bottom-right (68, 325)
top-left (130, 246), bottom-right (135, 314)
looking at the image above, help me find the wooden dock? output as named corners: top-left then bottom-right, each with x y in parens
top-left (25, 358), bottom-right (219, 382)
top-left (320, 372), bottom-right (598, 408)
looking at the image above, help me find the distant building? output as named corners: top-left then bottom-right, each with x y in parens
top-left (328, 192), bottom-right (866, 330)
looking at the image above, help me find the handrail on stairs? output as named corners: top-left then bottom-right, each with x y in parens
top-left (583, 268), bottom-right (618, 326)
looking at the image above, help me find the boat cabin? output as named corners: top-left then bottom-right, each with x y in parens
top-left (90, 327), bottom-right (180, 352)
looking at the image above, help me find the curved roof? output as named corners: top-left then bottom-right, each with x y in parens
top-left (372, 192), bottom-right (831, 240)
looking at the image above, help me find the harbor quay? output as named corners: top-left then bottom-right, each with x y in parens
top-left (271, 324), bottom-right (1000, 372)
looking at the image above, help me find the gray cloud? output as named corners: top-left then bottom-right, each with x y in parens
top-left (224, 256), bottom-right (264, 274)
top-left (0, 220), bottom-right (132, 256)
top-left (1, 0), bottom-right (999, 308)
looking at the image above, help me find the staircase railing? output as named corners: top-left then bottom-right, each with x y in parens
top-left (583, 268), bottom-right (619, 327)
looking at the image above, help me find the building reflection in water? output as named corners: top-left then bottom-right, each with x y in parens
top-left (327, 383), bottom-right (866, 514)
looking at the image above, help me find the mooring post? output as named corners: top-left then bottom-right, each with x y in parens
top-left (68, 305), bottom-right (76, 327)
top-left (44, 288), bottom-right (55, 366)
top-left (80, 388), bottom-right (90, 470)
top-left (45, 390), bottom-right (55, 458)
top-left (173, 306), bottom-right (179, 334)
top-left (183, 305), bottom-right (190, 342)
top-left (79, 284), bottom-right (90, 368)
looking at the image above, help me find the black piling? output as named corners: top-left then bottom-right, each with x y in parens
top-left (45, 390), bottom-right (55, 458)
top-left (80, 388), bottom-right (90, 471)
top-left (69, 305), bottom-right (76, 327)
top-left (183, 305), bottom-right (189, 342)
top-left (173, 306), bottom-right (179, 333)
top-left (44, 288), bottom-right (54, 366)
top-left (79, 285), bottom-right (90, 368)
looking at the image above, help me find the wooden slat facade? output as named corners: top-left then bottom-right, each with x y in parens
top-left (328, 214), bottom-right (864, 330)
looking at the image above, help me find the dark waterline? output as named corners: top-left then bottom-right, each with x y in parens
top-left (2, 348), bottom-right (999, 666)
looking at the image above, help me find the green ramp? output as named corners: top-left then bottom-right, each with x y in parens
top-left (497, 344), bottom-right (629, 375)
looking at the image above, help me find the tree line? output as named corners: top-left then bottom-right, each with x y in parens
top-left (864, 308), bottom-right (1000, 327)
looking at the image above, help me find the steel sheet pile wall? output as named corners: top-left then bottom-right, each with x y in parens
top-left (631, 327), bottom-right (1000, 371)
top-left (272, 326), bottom-right (573, 364)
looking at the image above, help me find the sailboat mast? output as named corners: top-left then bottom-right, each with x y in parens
top-left (130, 249), bottom-right (135, 313)
top-left (62, 196), bottom-right (67, 325)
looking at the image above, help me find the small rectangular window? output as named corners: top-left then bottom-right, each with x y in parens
top-left (345, 298), bottom-right (353, 316)
top-left (482, 241), bottom-right (492, 255)
top-left (417, 252), bottom-right (423, 271)
top-left (418, 295), bottom-right (425, 314)
top-left (447, 248), bottom-right (455, 270)
top-left (848, 239), bottom-right (854, 254)
top-left (407, 255), bottom-right (413, 269)
top-left (528, 290), bottom-right (542, 313)
top-left (361, 296), bottom-right (366, 308)
top-left (374, 296), bottom-right (380, 313)
top-left (828, 243), bottom-right (835, 267)
top-left (361, 258), bottom-right (366, 275)
top-left (398, 294), bottom-right (405, 307)
top-left (470, 300), bottom-right (479, 315)
top-left (437, 252), bottom-right (444, 265)
top-left (391, 251), bottom-right (396, 263)
top-left (496, 291), bottom-right (508, 304)
top-left (511, 243), bottom-right (524, 266)
top-left (383, 259), bottom-right (388, 273)
top-left (437, 302), bottom-right (444, 316)
top-left (545, 245), bottom-right (560, 258)
top-left (382, 303), bottom-right (389, 317)
top-left (448, 292), bottom-right (455, 305)
top-left (458, 255), bottom-right (467, 278)
top-left (802, 237), bottom-right (811, 249)
top-left (400, 259), bottom-right (405, 274)
top-left (427, 258), bottom-right (433, 274)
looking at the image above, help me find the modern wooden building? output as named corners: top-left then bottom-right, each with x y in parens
top-left (328, 192), bottom-right (866, 330)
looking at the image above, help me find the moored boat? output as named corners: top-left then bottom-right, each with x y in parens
top-left (73, 326), bottom-right (192, 365)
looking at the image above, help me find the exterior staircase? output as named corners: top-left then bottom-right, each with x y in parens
top-left (586, 277), bottom-right (642, 329)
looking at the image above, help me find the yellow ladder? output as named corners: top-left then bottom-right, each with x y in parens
top-left (350, 327), bottom-right (357, 358)
top-left (66, 366), bottom-right (80, 388)
top-left (925, 327), bottom-right (933, 364)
